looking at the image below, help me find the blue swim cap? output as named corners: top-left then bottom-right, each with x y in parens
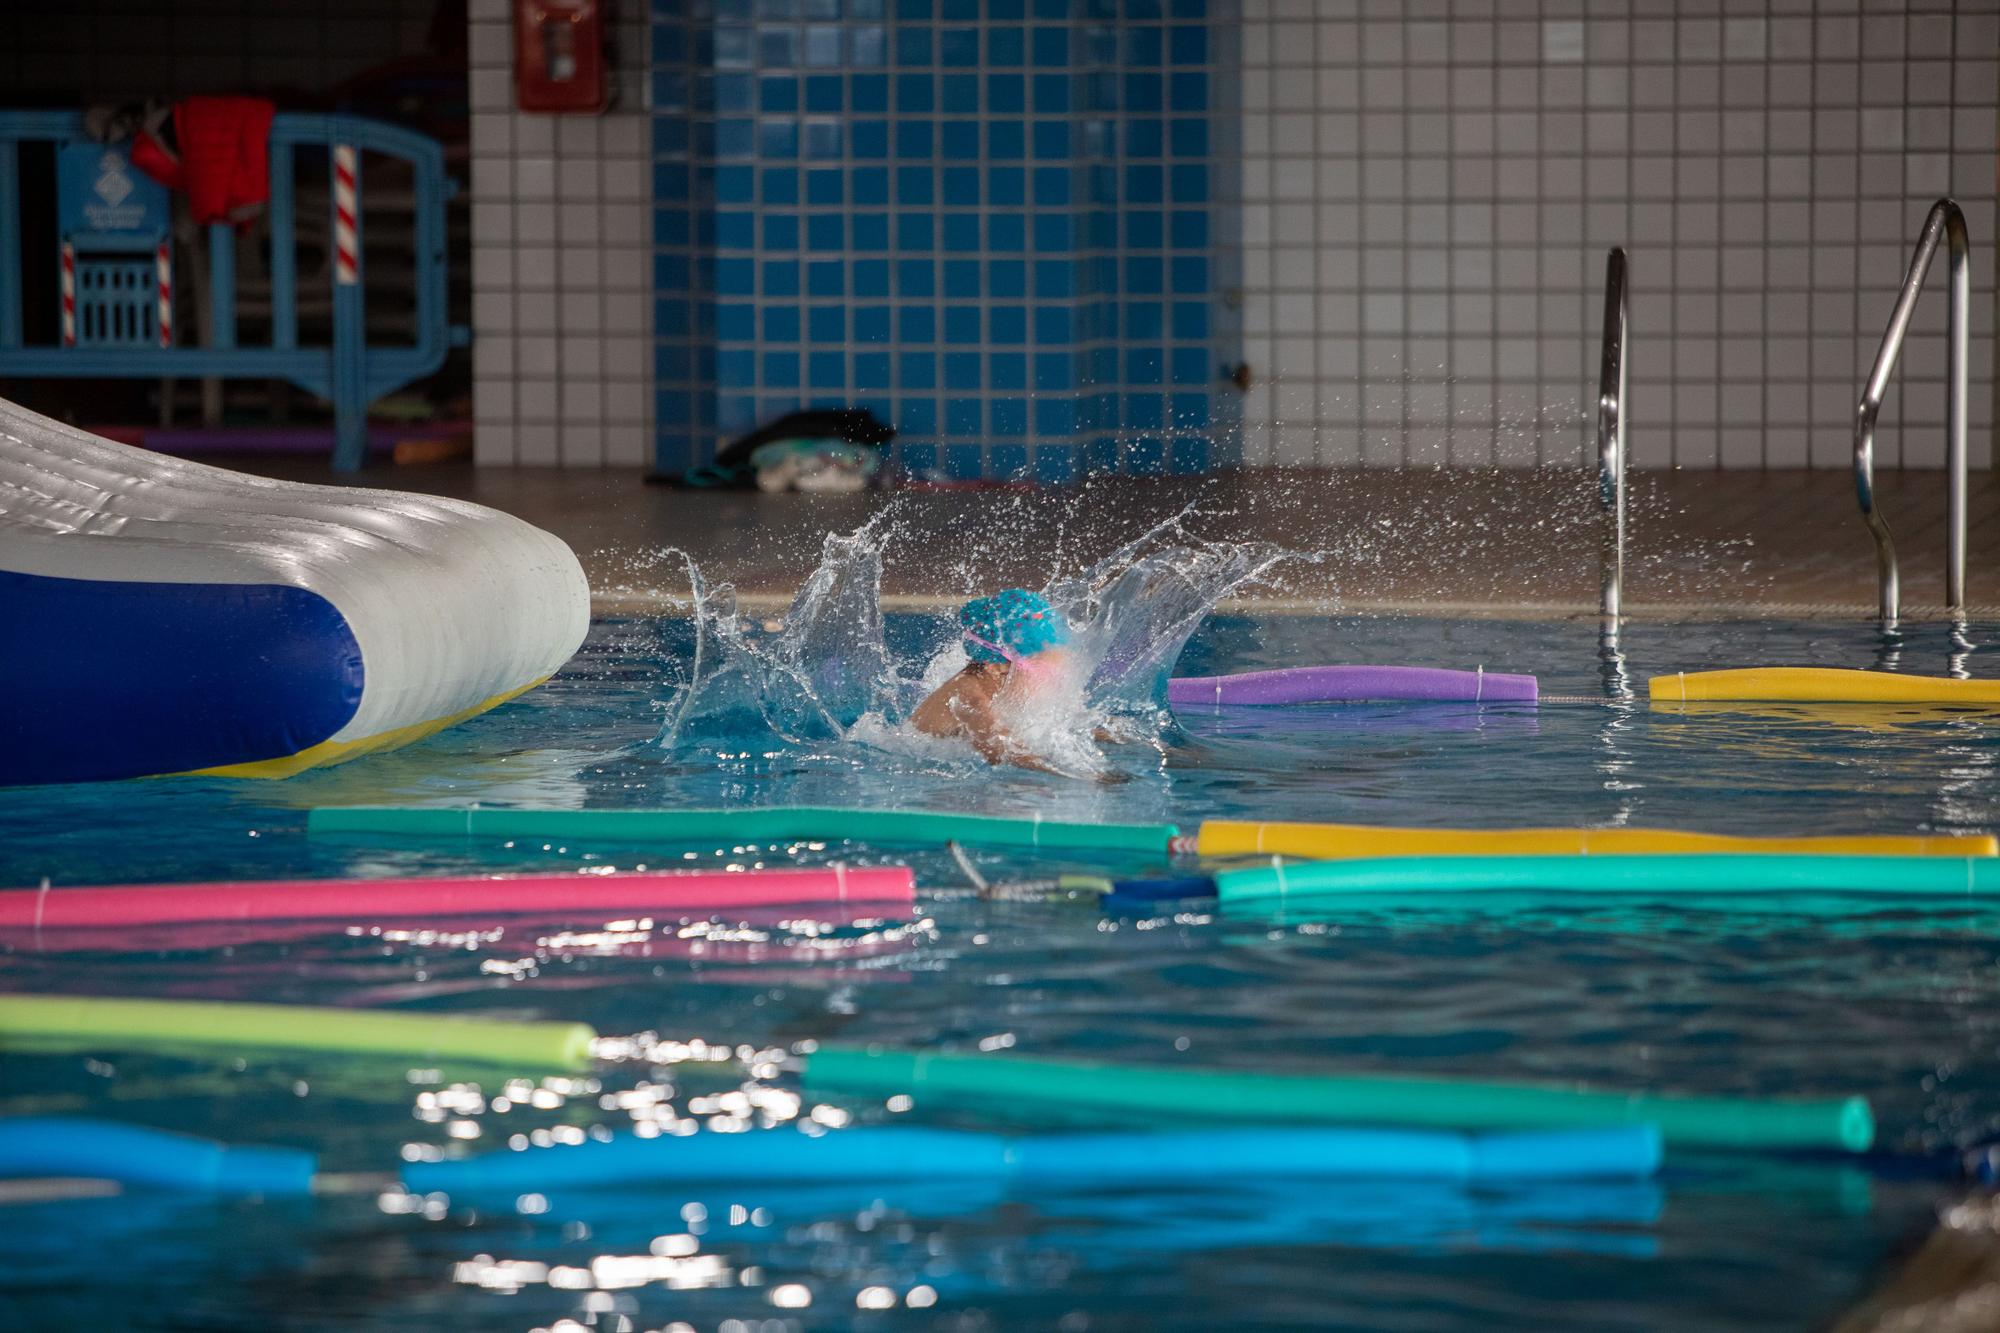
top-left (960, 588), bottom-right (1070, 665)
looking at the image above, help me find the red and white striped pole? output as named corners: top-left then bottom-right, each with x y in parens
top-left (155, 240), bottom-right (173, 347)
top-left (328, 142), bottom-right (366, 470)
top-left (59, 242), bottom-right (75, 346)
top-left (332, 145), bottom-right (359, 285)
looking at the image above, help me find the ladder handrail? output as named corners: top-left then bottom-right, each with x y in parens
top-left (1854, 197), bottom-right (1970, 623)
top-left (1596, 247), bottom-right (1629, 622)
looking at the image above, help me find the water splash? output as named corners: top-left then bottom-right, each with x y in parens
top-left (653, 515), bottom-right (901, 749)
top-left (1046, 504), bottom-right (1299, 718)
top-left (652, 503), bottom-right (1303, 777)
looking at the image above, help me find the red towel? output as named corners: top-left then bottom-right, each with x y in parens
top-left (172, 96), bottom-right (276, 228)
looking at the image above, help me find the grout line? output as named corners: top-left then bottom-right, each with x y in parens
top-left (1758, 1), bottom-right (1772, 470)
top-left (1534, 0), bottom-right (1547, 469)
top-left (1398, 7), bottom-right (1411, 469)
top-left (1311, 8), bottom-right (1325, 470)
top-left (1667, 5), bottom-right (1681, 471)
top-left (1488, 6), bottom-right (1499, 467)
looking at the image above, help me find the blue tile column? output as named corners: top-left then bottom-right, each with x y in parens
top-left (651, 0), bottom-right (718, 477)
top-left (651, 0), bottom-right (1238, 479)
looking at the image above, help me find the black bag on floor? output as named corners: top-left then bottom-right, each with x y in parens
top-left (652, 408), bottom-right (897, 488)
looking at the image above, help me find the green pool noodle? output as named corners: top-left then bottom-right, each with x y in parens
top-left (0, 995), bottom-right (597, 1070)
top-left (1213, 854), bottom-right (2000, 904)
top-left (801, 1046), bottom-right (1875, 1153)
top-left (308, 805), bottom-right (1178, 854)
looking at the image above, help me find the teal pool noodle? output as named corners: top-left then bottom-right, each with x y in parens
top-left (1214, 854), bottom-right (2000, 904)
top-left (402, 1124), bottom-right (1659, 1194)
top-left (0, 1117), bottom-right (316, 1195)
top-left (309, 805), bottom-right (1177, 854)
top-left (802, 1047), bottom-right (1875, 1153)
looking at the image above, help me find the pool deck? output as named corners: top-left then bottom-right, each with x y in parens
top-left (228, 455), bottom-right (2000, 619)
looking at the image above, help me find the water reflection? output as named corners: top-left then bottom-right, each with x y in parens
top-left (7, 613), bottom-right (2000, 1329)
top-left (1599, 620), bottom-right (1632, 702)
top-left (1948, 619), bottom-right (1977, 680)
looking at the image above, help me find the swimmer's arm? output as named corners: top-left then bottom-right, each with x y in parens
top-left (914, 675), bottom-right (979, 738)
top-left (1006, 749), bottom-right (1064, 776)
top-left (949, 691), bottom-right (1012, 764)
top-left (948, 690), bottom-right (1062, 774)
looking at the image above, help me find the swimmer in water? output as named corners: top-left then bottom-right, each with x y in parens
top-left (913, 588), bottom-right (1078, 772)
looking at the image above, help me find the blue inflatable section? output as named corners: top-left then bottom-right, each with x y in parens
top-left (0, 569), bottom-right (363, 785)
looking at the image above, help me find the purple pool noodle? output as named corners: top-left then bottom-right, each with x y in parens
top-left (1168, 665), bottom-right (1538, 707)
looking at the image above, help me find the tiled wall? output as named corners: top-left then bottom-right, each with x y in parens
top-left (1236, 1), bottom-right (1999, 469)
top-left (0, 0), bottom-right (441, 97)
top-left (469, 0), bottom-right (654, 466)
top-left (651, 0), bottom-right (1241, 480)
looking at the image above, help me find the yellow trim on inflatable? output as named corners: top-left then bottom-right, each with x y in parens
top-left (182, 676), bottom-right (552, 780)
top-left (1649, 667), bottom-right (2000, 705)
top-left (1196, 820), bottom-right (1998, 860)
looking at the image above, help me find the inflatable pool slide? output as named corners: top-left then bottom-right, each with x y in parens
top-left (0, 397), bottom-right (588, 784)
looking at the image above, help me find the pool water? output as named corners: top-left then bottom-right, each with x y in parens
top-left (5, 612), bottom-right (2000, 1331)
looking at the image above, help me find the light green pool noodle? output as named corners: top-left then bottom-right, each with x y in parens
top-left (1213, 854), bottom-right (2000, 903)
top-left (802, 1046), bottom-right (1875, 1153)
top-left (307, 805), bottom-right (1178, 854)
top-left (0, 994), bottom-right (597, 1070)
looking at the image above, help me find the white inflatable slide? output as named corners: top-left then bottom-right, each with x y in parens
top-left (0, 397), bottom-right (589, 784)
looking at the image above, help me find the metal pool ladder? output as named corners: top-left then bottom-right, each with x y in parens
top-left (1596, 248), bottom-right (1629, 623)
top-left (1854, 197), bottom-right (1970, 624)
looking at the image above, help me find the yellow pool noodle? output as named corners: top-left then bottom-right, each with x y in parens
top-left (1646, 700), bottom-right (2000, 732)
top-left (1196, 822), bottom-right (1998, 860)
top-left (1649, 668), bottom-right (2000, 705)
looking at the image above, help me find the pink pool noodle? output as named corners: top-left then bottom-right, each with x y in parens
top-left (0, 904), bottom-right (914, 956)
top-left (1168, 665), bottom-right (1538, 707)
top-left (0, 867), bottom-right (917, 930)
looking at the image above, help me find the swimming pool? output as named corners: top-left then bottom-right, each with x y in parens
top-left (4, 611), bottom-right (1999, 1330)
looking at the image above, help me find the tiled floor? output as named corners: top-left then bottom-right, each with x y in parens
top-left (235, 455), bottom-right (2000, 618)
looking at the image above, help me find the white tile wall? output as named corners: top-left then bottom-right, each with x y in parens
top-left (1237, 0), bottom-right (1999, 470)
top-left (468, 0), bottom-right (652, 468)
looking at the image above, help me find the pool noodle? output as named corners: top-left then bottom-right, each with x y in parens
top-left (1105, 875), bottom-right (1218, 901)
top-left (1646, 700), bottom-right (2000, 734)
top-left (307, 805), bottom-right (1177, 854)
top-left (1197, 821), bottom-right (1997, 859)
top-left (1169, 665), bottom-right (1538, 706)
top-left (1650, 667), bottom-right (2000, 704)
top-left (0, 866), bottom-right (917, 930)
top-left (0, 994), bottom-right (597, 1069)
top-left (402, 1124), bottom-right (1659, 1193)
top-left (0, 920), bottom-right (361, 954)
top-left (0, 1118), bottom-right (1656, 1199)
top-left (801, 1046), bottom-right (1874, 1152)
top-left (1102, 890), bottom-right (1221, 915)
top-left (0, 1118), bottom-right (316, 1196)
top-left (1215, 854), bottom-right (2000, 903)
top-left (2, 904), bottom-right (907, 957)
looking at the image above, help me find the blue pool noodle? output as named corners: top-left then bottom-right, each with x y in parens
top-left (0, 1118), bottom-right (317, 1196)
top-left (1101, 875), bottom-right (1220, 914)
top-left (1010, 1127), bottom-right (1659, 1184)
top-left (406, 1127), bottom-right (1008, 1192)
top-left (403, 1124), bottom-right (1660, 1194)
top-left (1108, 876), bottom-right (1220, 902)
